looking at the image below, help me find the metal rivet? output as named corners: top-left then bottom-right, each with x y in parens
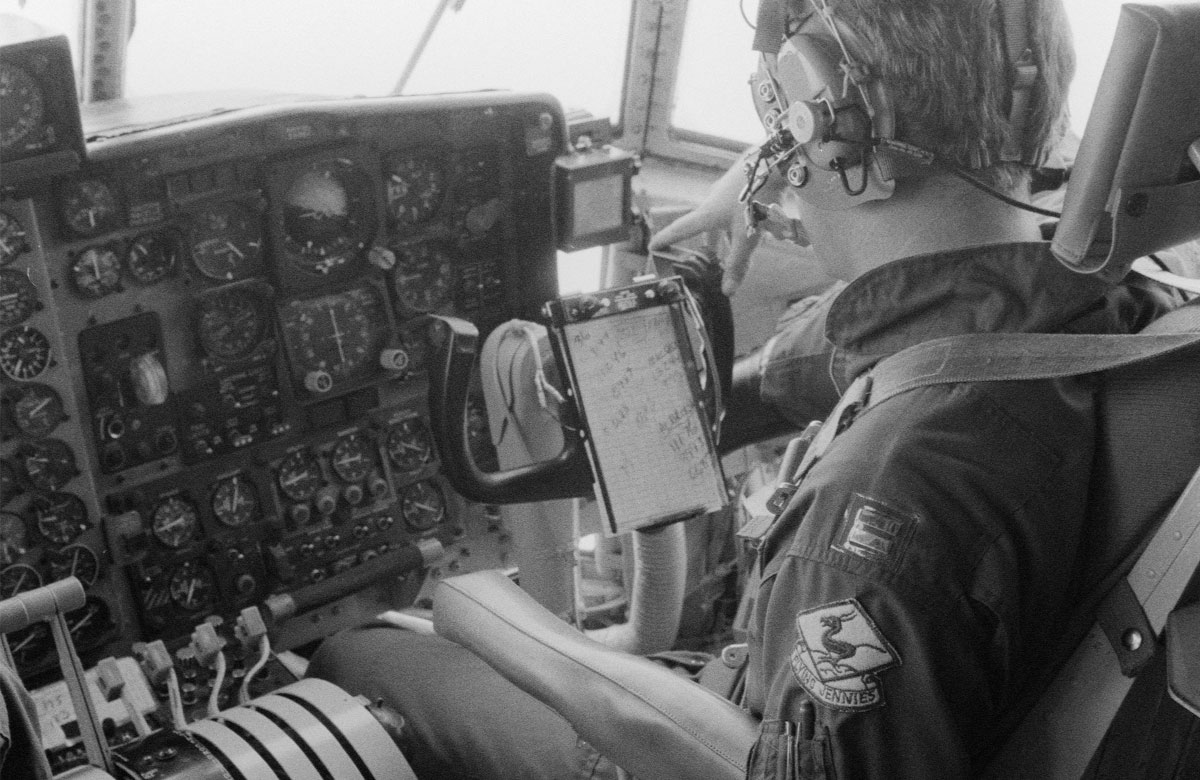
top-left (1122, 628), bottom-right (1143, 652)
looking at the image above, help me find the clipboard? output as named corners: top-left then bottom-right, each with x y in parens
top-left (544, 276), bottom-right (728, 536)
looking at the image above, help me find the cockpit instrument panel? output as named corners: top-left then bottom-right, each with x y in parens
top-left (0, 91), bottom-right (564, 682)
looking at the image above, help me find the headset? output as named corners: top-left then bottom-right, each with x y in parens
top-left (745, 0), bottom-right (1045, 213)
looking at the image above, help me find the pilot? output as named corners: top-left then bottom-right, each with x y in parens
top-left (310, 1), bottom-right (1178, 777)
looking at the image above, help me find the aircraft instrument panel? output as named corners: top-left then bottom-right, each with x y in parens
top-left (0, 91), bottom-right (566, 683)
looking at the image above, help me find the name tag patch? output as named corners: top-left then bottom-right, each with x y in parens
top-left (833, 493), bottom-right (920, 567)
top-left (790, 598), bottom-right (901, 712)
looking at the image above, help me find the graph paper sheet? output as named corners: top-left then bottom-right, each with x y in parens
top-left (553, 279), bottom-right (727, 535)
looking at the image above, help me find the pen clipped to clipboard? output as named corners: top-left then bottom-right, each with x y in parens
top-left (545, 276), bottom-right (728, 536)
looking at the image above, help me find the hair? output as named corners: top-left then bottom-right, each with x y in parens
top-left (788, 0), bottom-right (1076, 191)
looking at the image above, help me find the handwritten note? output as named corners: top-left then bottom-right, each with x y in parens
top-left (565, 304), bottom-right (726, 534)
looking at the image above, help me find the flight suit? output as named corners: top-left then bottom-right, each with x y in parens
top-left (743, 242), bottom-right (1174, 778)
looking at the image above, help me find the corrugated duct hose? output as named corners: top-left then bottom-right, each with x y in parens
top-left (479, 321), bottom-right (687, 655)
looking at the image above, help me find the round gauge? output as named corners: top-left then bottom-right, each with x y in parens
top-left (8, 382), bottom-right (66, 437)
top-left (71, 245), bottom-right (123, 298)
top-left (277, 448), bottom-right (323, 502)
top-left (126, 232), bottom-right (180, 284)
top-left (61, 179), bottom-right (120, 237)
top-left (29, 491), bottom-right (88, 545)
top-left (331, 431), bottom-right (375, 483)
top-left (401, 480), bottom-right (446, 532)
top-left (188, 200), bottom-right (264, 281)
top-left (0, 268), bottom-right (39, 326)
top-left (0, 325), bottom-right (52, 380)
top-left (0, 511), bottom-right (28, 567)
top-left (169, 561), bottom-right (216, 612)
top-left (66, 597), bottom-right (112, 648)
top-left (393, 243), bottom-right (458, 316)
top-left (151, 496), bottom-right (199, 549)
top-left (451, 151), bottom-right (503, 238)
top-left (281, 158), bottom-right (377, 275)
top-left (0, 211), bottom-right (31, 266)
top-left (0, 562), bottom-right (42, 598)
top-left (197, 286), bottom-right (268, 361)
top-left (8, 622), bottom-right (51, 670)
top-left (0, 63), bottom-right (45, 154)
top-left (17, 438), bottom-right (76, 491)
top-left (211, 474), bottom-right (259, 528)
top-left (386, 417), bottom-right (435, 472)
top-left (385, 151), bottom-right (446, 227)
top-left (278, 283), bottom-right (389, 390)
top-left (1, 460), bottom-right (18, 504)
top-left (49, 543), bottom-right (102, 587)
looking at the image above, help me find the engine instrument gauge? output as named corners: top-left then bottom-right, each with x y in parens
top-left (49, 543), bottom-right (101, 587)
top-left (8, 382), bottom-right (66, 437)
top-left (188, 200), bottom-right (264, 281)
top-left (0, 63), bottom-right (45, 155)
top-left (0, 325), bottom-right (51, 380)
top-left (0, 268), bottom-right (39, 326)
top-left (280, 157), bottom-right (377, 275)
top-left (71, 245), bottom-right (123, 298)
top-left (151, 496), bottom-right (199, 548)
top-left (17, 438), bottom-right (76, 490)
top-left (277, 448), bottom-right (323, 502)
top-left (278, 283), bottom-right (390, 393)
top-left (169, 561), bottom-right (216, 612)
top-left (0, 562), bottom-right (42, 599)
top-left (29, 491), bottom-right (88, 545)
top-left (197, 286), bottom-right (269, 361)
top-left (386, 417), bottom-right (435, 472)
top-left (126, 232), bottom-right (180, 284)
top-left (0, 512), bottom-right (28, 567)
top-left (8, 622), bottom-right (50, 669)
top-left (66, 597), bottom-right (112, 647)
top-left (0, 211), bottom-right (31, 266)
top-left (331, 431), bottom-right (374, 483)
top-left (385, 151), bottom-right (446, 227)
top-left (211, 474), bottom-right (258, 528)
top-left (61, 179), bottom-right (120, 237)
top-left (400, 480), bottom-right (445, 532)
top-left (393, 243), bottom-right (458, 316)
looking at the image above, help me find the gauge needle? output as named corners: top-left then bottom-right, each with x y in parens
top-left (11, 630), bottom-right (38, 652)
top-left (186, 579), bottom-right (197, 605)
top-left (329, 308), bottom-right (347, 363)
top-left (0, 292), bottom-right (18, 303)
top-left (282, 472), bottom-right (308, 487)
top-left (86, 208), bottom-right (97, 229)
top-left (224, 240), bottom-right (245, 260)
top-left (90, 254), bottom-right (101, 280)
top-left (28, 396), bottom-right (51, 416)
top-left (411, 501), bottom-right (438, 513)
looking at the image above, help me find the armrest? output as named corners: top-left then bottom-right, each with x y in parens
top-left (433, 570), bottom-right (758, 780)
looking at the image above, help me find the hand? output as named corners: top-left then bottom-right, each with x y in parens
top-left (648, 157), bottom-right (783, 296)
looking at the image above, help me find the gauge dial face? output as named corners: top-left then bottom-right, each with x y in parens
top-left (0, 268), bottom-right (39, 326)
top-left (18, 438), bottom-right (76, 490)
top-left (211, 474), bottom-right (258, 528)
top-left (0, 512), bottom-right (28, 567)
top-left (0, 63), bottom-right (45, 154)
top-left (0, 562), bottom-right (42, 598)
top-left (29, 491), bottom-right (88, 545)
top-left (451, 150), bottom-right (503, 238)
top-left (151, 496), bottom-right (199, 548)
top-left (0, 325), bottom-right (51, 380)
top-left (8, 621), bottom-right (50, 669)
top-left (281, 159), bottom-right (377, 274)
top-left (169, 561), bottom-right (216, 612)
top-left (386, 417), bottom-right (435, 472)
top-left (71, 246), bottom-right (123, 298)
top-left (0, 212), bottom-right (31, 266)
top-left (49, 543), bottom-right (101, 586)
top-left (277, 448), bottom-right (323, 502)
top-left (0, 460), bottom-right (18, 504)
top-left (400, 480), bottom-right (445, 532)
top-left (61, 179), bottom-right (120, 237)
top-left (385, 151), bottom-right (446, 227)
top-left (126, 232), bottom-right (180, 284)
top-left (331, 431), bottom-right (375, 483)
top-left (278, 283), bottom-right (389, 391)
top-left (8, 382), bottom-right (65, 437)
top-left (188, 200), bottom-right (264, 281)
top-left (66, 597), bottom-right (112, 647)
top-left (393, 243), bottom-right (458, 316)
top-left (197, 286), bottom-right (268, 361)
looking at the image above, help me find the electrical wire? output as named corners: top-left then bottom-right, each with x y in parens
top-left (207, 651), bottom-right (227, 717)
top-left (240, 636), bottom-right (271, 705)
top-left (944, 162), bottom-right (1062, 218)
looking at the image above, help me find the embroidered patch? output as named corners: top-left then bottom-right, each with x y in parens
top-left (832, 493), bottom-right (920, 566)
top-left (790, 598), bottom-right (901, 712)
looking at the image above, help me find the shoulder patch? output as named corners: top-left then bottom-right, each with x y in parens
top-left (790, 598), bottom-right (901, 712)
top-left (832, 493), bottom-right (920, 567)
